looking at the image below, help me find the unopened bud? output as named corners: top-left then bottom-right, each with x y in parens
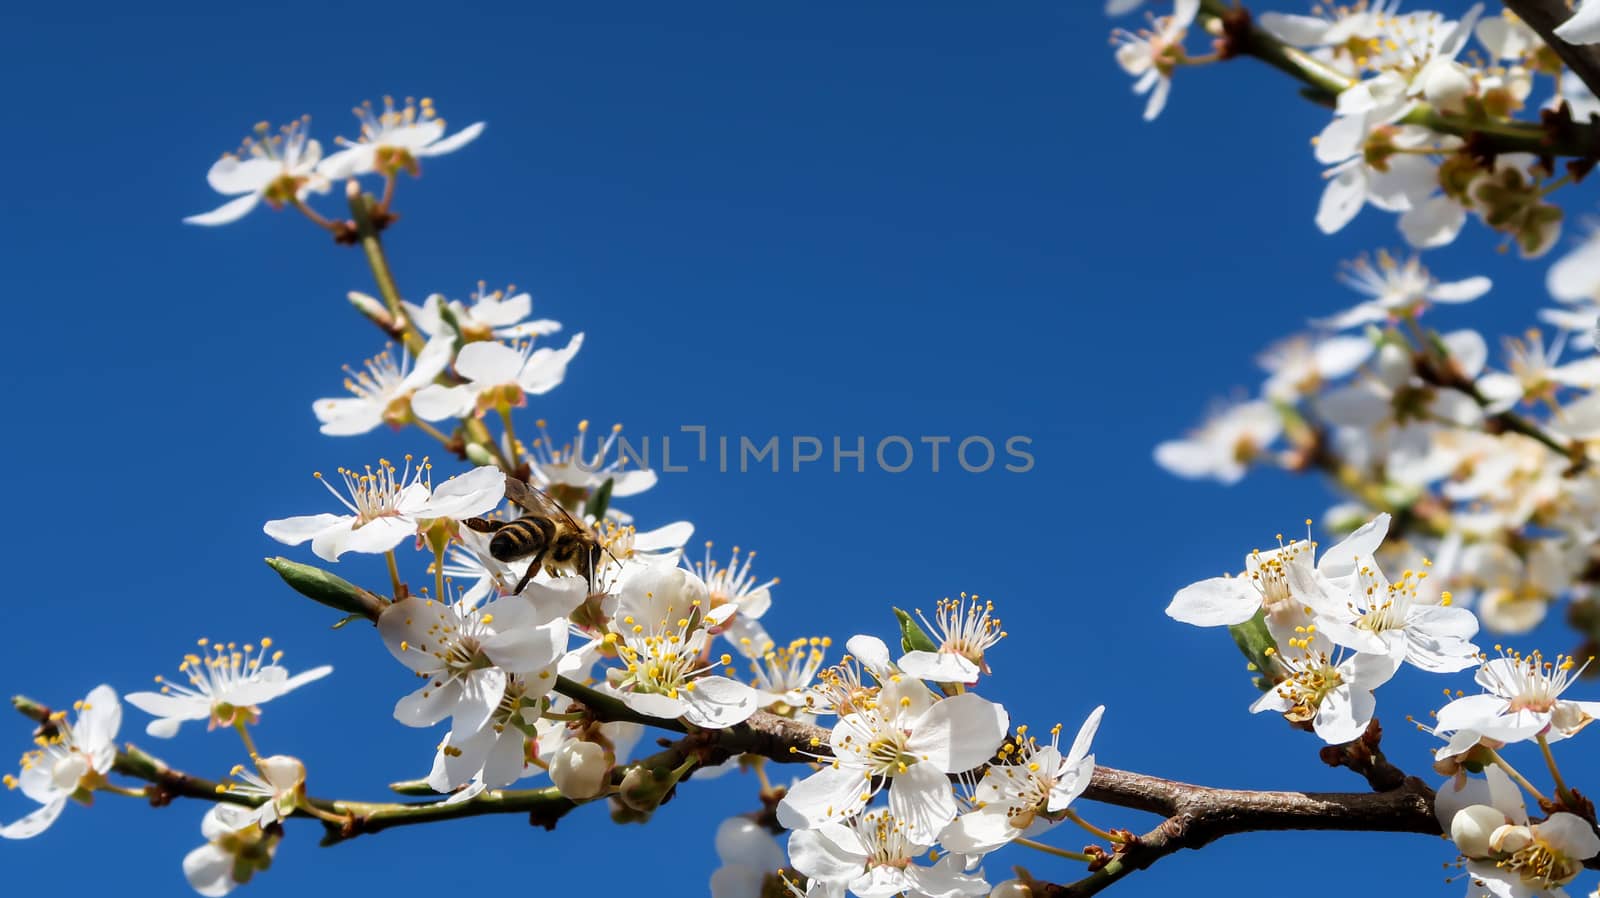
top-left (465, 443), bottom-right (497, 467)
top-left (548, 739), bottom-right (610, 800)
top-left (1422, 61), bottom-right (1475, 113)
top-left (608, 794), bottom-right (652, 824)
top-left (617, 765), bottom-right (674, 813)
top-left (990, 881), bottom-right (1033, 898)
top-left (1450, 804), bottom-right (1508, 858)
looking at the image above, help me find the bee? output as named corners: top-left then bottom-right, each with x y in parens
top-left (465, 474), bottom-right (606, 594)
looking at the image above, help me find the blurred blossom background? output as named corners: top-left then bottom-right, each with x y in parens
top-left (0, 0), bottom-right (1578, 895)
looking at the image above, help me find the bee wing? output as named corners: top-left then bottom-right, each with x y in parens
top-left (503, 474), bottom-right (589, 530)
top-left (502, 474), bottom-right (561, 516)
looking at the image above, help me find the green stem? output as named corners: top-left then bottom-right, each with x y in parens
top-left (1015, 837), bottom-right (1096, 864)
top-left (1537, 734), bottom-right (1577, 807)
top-left (498, 406), bottom-right (523, 466)
top-left (384, 551), bottom-right (405, 598)
top-left (1065, 807), bottom-right (1122, 843)
top-left (346, 187), bottom-right (424, 355)
top-left (1488, 749), bottom-right (1551, 805)
top-left (233, 719), bottom-right (260, 761)
top-left (413, 417), bottom-right (452, 446)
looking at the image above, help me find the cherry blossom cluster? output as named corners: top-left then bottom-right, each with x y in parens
top-left (1112, 1), bottom-right (1600, 255)
top-left (1, 93), bottom-right (1126, 898)
top-left (766, 624), bottom-right (1105, 898)
top-left (1154, 242), bottom-right (1600, 655)
top-left (1168, 507), bottom-right (1600, 897)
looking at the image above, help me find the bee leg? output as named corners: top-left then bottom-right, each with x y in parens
top-left (511, 547), bottom-right (550, 596)
top-left (464, 518), bottom-right (504, 534)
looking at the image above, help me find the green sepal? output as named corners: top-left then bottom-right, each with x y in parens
top-left (585, 477), bottom-right (615, 521)
top-left (1228, 610), bottom-right (1280, 693)
top-left (894, 607), bottom-right (938, 655)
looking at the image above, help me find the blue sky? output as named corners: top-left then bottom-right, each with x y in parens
top-left (1, 1), bottom-right (1592, 896)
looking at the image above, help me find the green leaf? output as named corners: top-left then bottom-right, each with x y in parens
top-left (265, 557), bottom-right (383, 621)
top-left (1228, 610), bottom-right (1280, 693)
top-left (584, 477), bottom-right (615, 521)
top-left (894, 607), bottom-right (938, 655)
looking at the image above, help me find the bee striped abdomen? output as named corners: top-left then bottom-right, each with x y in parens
top-left (489, 517), bottom-right (553, 562)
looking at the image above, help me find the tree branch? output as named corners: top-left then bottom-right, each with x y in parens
top-left (1502, 0), bottom-right (1600, 101)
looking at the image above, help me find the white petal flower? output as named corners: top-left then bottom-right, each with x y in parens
top-left (1433, 649), bottom-right (1600, 744)
top-left (690, 542), bottom-right (779, 656)
top-left (1250, 633), bottom-right (1396, 744)
top-left (525, 419), bottom-right (657, 511)
top-left (1154, 399), bottom-right (1282, 485)
top-left (125, 641), bottom-right (329, 739)
top-left (426, 671), bottom-right (559, 792)
top-left (788, 810), bottom-right (988, 898)
top-left (318, 96), bottom-right (485, 180)
top-left (312, 337), bottom-right (454, 436)
top-left (262, 457), bottom-right (434, 561)
top-left (711, 816), bottom-right (788, 898)
top-left (940, 706), bottom-right (1103, 855)
top-left (1258, 333), bottom-right (1375, 401)
top-left (224, 755), bottom-right (305, 827)
top-left (589, 564), bottom-right (758, 728)
top-left (1320, 250), bottom-right (1491, 330)
top-left (1168, 514), bottom-right (1389, 644)
top-left (1112, 0), bottom-right (1200, 121)
top-left (896, 594), bottom-right (1005, 684)
top-left (1314, 119), bottom-right (1444, 236)
top-left (746, 636), bottom-right (831, 711)
top-left (1298, 552), bottom-right (1480, 674)
top-left (380, 588), bottom-right (568, 734)
top-left (263, 458), bottom-right (503, 561)
top-left (182, 804), bottom-right (278, 897)
top-left (403, 283), bottom-right (562, 343)
top-left (778, 686), bottom-right (1008, 842)
top-left (185, 117), bottom-right (328, 226)
top-left (1, 685), bottom-right (120, 839)
top-left (411, 335), bottom-right (584, 422)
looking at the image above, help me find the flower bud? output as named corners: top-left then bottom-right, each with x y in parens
top-left (1450, 804), bottom-right (1507, 858)
top-left (1422, 61), bottom-right (1475, 113)
top-left (617, 765), bottom-right (673, 813)
top-left (464, 443), bottom-right (498, 467)
top-left (990, 881), bottom-right (1033, 898)
top-left (608, 795), bottom-right (652, 824)
top-left (548, 739), bottom-right (610, 800)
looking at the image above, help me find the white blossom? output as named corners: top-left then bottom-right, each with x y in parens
top-left (1154, 399), bottom-right (1282, 485)
top-left (182, 804), bottom-right (278, 897)
top-left (1433, 649), bottom-right (1600, 745)
top-left (263, 460), bottom-right (505, 562)
top-left (940, 706), bottom-right (1102, 855)
top-left (1113, 0), bottom-right (1200, 121)
top-left (185, 117), bottom-right (328, 226)
top-left (404, 284), bottom-right (562, 343)
top-left (1, 685), bottom-right (120, 839)
top-left (788, 810), bottom-right (988, 898)
top-left (313, 337), bottom-right (454, 436)
top-left (318, 96), bottom-right (484, 180)
top-left (896, 594), bottom-right (1005, 684)
top-left (411, 336), bottom-right (584, 422)
top-left (778, 678), bottom-right (1008, 841)
top-left (125, 640), bottom-right (330, 738)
